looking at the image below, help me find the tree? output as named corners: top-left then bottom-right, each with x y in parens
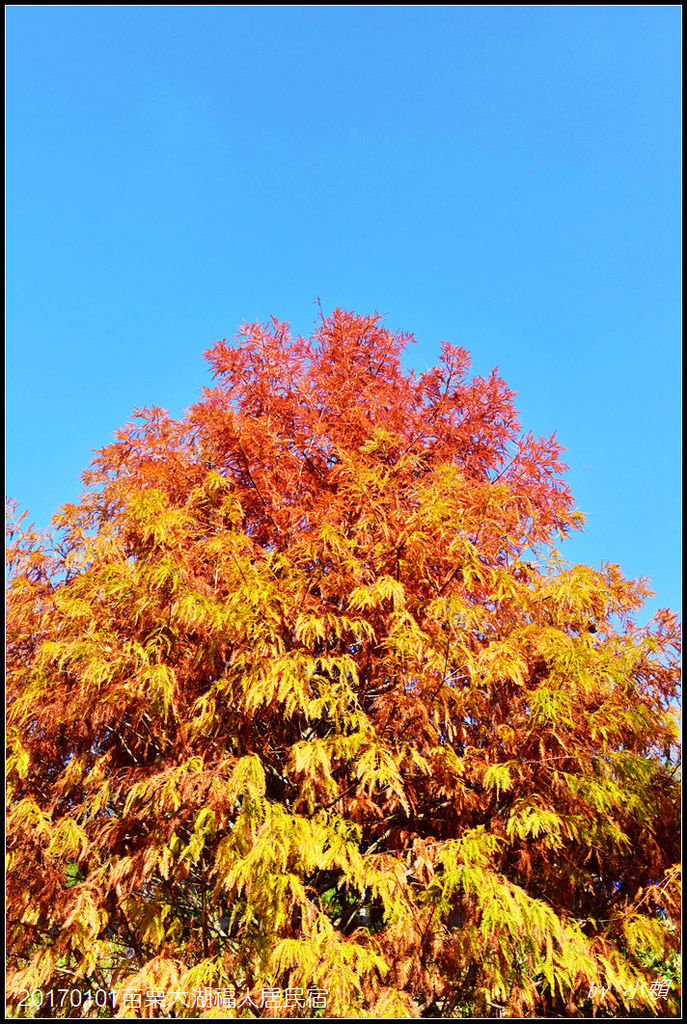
top-left (6, 309), bottom-right (681, 1019)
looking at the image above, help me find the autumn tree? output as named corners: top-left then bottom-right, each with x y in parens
top-left (6, 309), bottom-right (681, 1018)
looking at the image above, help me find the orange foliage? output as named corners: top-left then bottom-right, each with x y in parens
top-left (6, 310), bottom-right (681, 1017)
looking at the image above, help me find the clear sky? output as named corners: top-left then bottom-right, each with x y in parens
top-left (6, 6), bottom-right (681, 621)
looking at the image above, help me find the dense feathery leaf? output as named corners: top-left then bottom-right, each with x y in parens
top-left (6, 310), bottom-right (680, 1018)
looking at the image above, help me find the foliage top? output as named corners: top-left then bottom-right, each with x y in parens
top-left (6, 310), bottom-right (681, 1018)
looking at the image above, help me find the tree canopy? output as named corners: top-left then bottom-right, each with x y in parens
top-left (6, 309), bottom-right (681, 1018)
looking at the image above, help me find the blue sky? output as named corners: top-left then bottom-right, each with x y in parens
top-left (7, 6), bottom-right (680, 620)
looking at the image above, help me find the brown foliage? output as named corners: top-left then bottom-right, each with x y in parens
top-left (6, 310), bottom-right (681, 1017)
